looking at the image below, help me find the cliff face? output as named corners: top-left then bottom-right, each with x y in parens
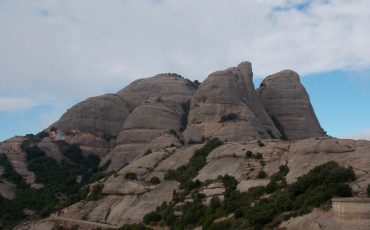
top-left (257, 70), bottom-right (326, 139)
top-left (183, 62), bottom-right (281, 143)
top-left (6, 61), bottom-right (367, 230)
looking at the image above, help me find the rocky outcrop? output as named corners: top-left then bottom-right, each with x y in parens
top-left (117, 74), bottom-right (196, 108)
top-left (52, 93), bottom-right (131, 136)
top-left (184, 62), bottom-right (281, 143)
top-left (257, 70), bottom-right (326, 140)
top-left (101, 75), bottom-right (196, 171)
top-left (0, 137), bottom-right (35, 185)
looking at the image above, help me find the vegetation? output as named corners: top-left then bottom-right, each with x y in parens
top-left (118, 224), bottom-right (152, 230)
top-left (141, 161), bottom-right (355, 229)
top-left (219, 113), bottom-right (239, 123)
top-left (180, 101), bottom-right (191, 132)
top-left (86, 184), bottom-right (104, 201)
top-left (125, 172), bottom-right (138, 180)
top-left (149, 177), bottom-right (161, 185)
top-left (0, 140), bottom-right (103, 229)
top-left (0, 154), bottom-right (24, 186)
top-left (368, 184), bottom-right (370, 197)
top-left (256, 170), bottom-right (267, 179)
top-left (257, 140), bottom-right (265, 147)
top-left (144, 149), bottom-right (152, 156)
top-left (164, 138), bottom-right (223, 191)
top-left (245, 151), bottom-right (263, 160)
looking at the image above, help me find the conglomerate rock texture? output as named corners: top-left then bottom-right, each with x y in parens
top-left (52, 93), bottom-right (132, 136)
top-left (6, 61), bottom-right (364, 230)
top-left (257, 70), bottom-right (326, 140)
top-left (183, 62), bottom-right (281, 143)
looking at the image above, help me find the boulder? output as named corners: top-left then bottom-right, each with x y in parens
top-left (117, 74), bottom-right (196, 108)
top-left (184, 62), bottom-right (280, 143)
top-left (102, 74), bottom-right (196, 171)
top-left (52, 93), bottom-right (131, 136)
top-left (257, 70), bottom-right (326, 140)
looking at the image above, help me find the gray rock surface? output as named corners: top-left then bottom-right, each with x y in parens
top-left (117, 74), bottom-right (196, 108)
top-left (103, 75), bottom-right (196, 171)
top-left (0, 137), bottom-right (35, 185)
top-left (257, 70), bottom-right (326, 140)
top-left (52, 93), bottom-right (131, 136)
top-left (184, 62), bottom-right (280, 143)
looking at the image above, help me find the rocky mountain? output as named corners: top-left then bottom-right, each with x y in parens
top-left (1, 61), bottom-right (369, 230)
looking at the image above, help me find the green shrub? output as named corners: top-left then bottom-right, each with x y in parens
top-left (24, 145), bottom-right (46, 161)
top-left (254, 153), bottom-right (263, 160)
top-left (164, 138), bottom-right (223, 191)
top-left (149, 177), bottom-right (161, 185)
top-left (144, 149), bottom-right (152, 155)
top-left (220, 113), bottom-right (239, 122)
top-left (210, 196), bottom-right (221, 211)
top-left (118, 223), bottom-right (152, 230)
top-left (143, 211), bottom-right (161, 224)
top-left (257, 170), bottom-right (267, 179)
top-left (125, 172), bottom-right (137, 180)
top-left (180, 101), bottom-right (191, 131)
top-left (245, 151), bottom-right (253, 158)
top-left (87, 184), bottom-right (104, 201)
top-left (0, 154), bottom-right (24, 186)
top-left (257, 140), bottom-right (265, 147)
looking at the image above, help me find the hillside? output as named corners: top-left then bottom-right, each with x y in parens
top-left (1, 61), bottom-right (370, 230)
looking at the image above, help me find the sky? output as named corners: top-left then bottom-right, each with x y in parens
top-left (0, 0), bottom-right (370, 141)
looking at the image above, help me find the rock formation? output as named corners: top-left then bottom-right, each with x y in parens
top-left (257, 70), bottom-right (326, 140)
top-left (101, 74), bottom-right (197, 171)
top-left (184, 62), bottom-right (281, 143)
top-left (3, 61), bottom-right (356, 230)
top-left (52, 93), bottom-right (131, 136)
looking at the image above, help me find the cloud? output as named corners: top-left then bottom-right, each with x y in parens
top-left (0, 0), bottom-right (370, 106)
top-left (344, 129), bottom-right (370, 141)
top-left (0, 97), bottom-right (37, 112)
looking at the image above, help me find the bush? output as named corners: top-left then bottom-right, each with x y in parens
top-left (24, 145), bottom-right (46, 161)
top-left (257, 170), bottom-right (267, 179)
top-left (164, 138), bottom-right (223, 191)
top-left (118, 224), bottom-right (152, 230)
top-left (144, 149), bottom-right (152, 155)
top-left (143, 211), bottom-right (161, 224)
top-left (87, 184), bottom-right (104, 201)
top-left (254, 153), bottom-right (263, 160)
top-left (149, 177), bottom-right (161, 185)
top-left (125, 172), bottom-right (137, 180)
top-left (257, 140), bottom-right (265, 147)
top-left (245, 151), bottom-right (253, 159)
top-left (368, 185), bottom-right (370, 197)
top-left (220, 113), bottom-right (239, 123)
top-left (0, 154), bottom-right (24, 186)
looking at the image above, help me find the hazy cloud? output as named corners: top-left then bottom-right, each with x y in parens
top-left (0, 97), bottom-right (37, 112)
top-left (344, 129), bottom-right (370, 141)
top-left (1, 0), bottom-right (370, 105)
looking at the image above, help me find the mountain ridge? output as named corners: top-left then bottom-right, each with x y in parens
top-left (1, 61), bottom-right (369, 230)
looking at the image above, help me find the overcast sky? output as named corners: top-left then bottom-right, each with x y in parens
top-left (1, 0), bottom-right (370, 141)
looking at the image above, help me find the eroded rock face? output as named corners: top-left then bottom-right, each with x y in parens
top-left (102, 75), bottom-right (196, 171)
top-left (257, 70), bottom-right (326, 140)
top-left (0, 137), bottom-right (35, 185)
top-left (52, 93), bottom-right (131, 136)
top-left (117, 74), bottom-right (196, 108)
top-left (184, 62), bottom-right (280, 143)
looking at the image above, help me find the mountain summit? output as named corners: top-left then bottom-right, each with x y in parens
top-left (1, 62), bottom-right (369, 230)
